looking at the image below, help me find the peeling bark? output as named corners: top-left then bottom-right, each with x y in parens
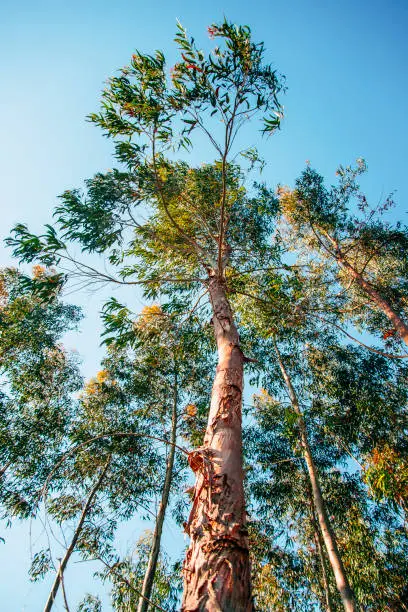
top-left (273, 341), bottom-right (358, 612)
top-left (181, 276), bottom-right (253, 612)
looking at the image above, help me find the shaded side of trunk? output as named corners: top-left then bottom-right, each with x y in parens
top-left (338, 255), bottom-right (408, 346)
top-left (273, 341), bottom-right (357, 612)
top-left (307, 483), bottom-right (334, 612)
top-left (315, 529), bottom-right (334, 612)
top-left (43, 459), bottom-right (110, 612)
top-left (182, 276), bottom-right (252, 612)
top-left (137, 372), bottom-right (178, 612)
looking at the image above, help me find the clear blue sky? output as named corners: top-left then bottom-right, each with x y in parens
top-left (1, 0), bottom-right (407, 609)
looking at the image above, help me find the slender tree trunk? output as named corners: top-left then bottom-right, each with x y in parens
top-left (307, 485), bottom-right (334, 612)
top-left (320, 229), bottom-right (408, 346)
top-left (314, 527), bottom-right (334, 612)
top-left (43, 459), bottom-right (110, 612)
top-left (273, 341), bottom-right (357, 612)
top-left (182, 276), bottom-right (252, 612)
top-left (59, 559), bottom-right (71, 612)
top-left (0, 462), bottom-right (10, 478)
top-left (137, 372), bottom-right (178, 612)
top-left (340, 259), bottom-right (408, 346)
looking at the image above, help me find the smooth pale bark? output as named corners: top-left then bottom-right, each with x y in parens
top-left (307, 482), bottom-right (334, 612)
top-left (273, 342), bottom-right (358, 612)
top-left (43, 459), bottom-right (110, 612)
top-left (314, 527), bottom-right (334, 612)
top-left (182, 276), bottom-right (252, 612)
top-left (137, 372), bottom-right (178, 612)
top-left (59, 562), bottom-right (70, 612)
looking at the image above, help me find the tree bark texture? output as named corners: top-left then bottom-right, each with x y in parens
top-left (43, 459), bottom-right (110, 612)
top-left (182, 277), bottom-right (253, 612)
top-left (273, 341), bottom-right (358, 612)
top-left (137, 373), bottom-right (178, 612)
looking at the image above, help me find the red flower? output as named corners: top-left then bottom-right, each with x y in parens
top-left (207, 26), bottom-right (217, 39)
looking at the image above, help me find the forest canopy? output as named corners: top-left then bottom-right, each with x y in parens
top-left (2, 18), bottom-right (408, 612)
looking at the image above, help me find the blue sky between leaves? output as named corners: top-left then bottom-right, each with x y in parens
top-left (0, 0), bottom-right (407, 609)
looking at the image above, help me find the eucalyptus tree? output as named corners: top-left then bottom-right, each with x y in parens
top-left (0, 266), bottom-right (82, 522)
top-left (103, 303), bottom-right (214, 612)
top-left (36, 302), bottom-right (213, 610)
top-left (33, 361), bottom-right (160, 611)
top-left (246, 376), bottom-right (408, 610)
top-left (235, 255), bottom-right (408, 610)
top-left (271, 340), bottom-right (357, 612)
top-left (233, 263), bottom-right (357, 609)
top-left (8, 18), bottom-right (285, 609)
top-left (278, 161), bottom-right (408, 349)
top-left (245, 389), bottom-right (340, 610)
top-left (104, 533), bottom-right (182, 611)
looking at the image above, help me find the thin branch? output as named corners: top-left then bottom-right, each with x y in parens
top-left (310, 313), bottom-right (408, 360)
top-left (43, 459), bottom-right (111, 612)
top-left (39, 432), bottom-right (189, 507)
top-left (59, 560), bottom-right (71, 612)
top-left (151, 130), bottom-right (212, 267)
top-left (179, 288), bottom-right (209, 325)
top-left (98, 557), bottom-right (168, 612)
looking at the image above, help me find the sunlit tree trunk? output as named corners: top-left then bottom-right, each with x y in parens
top-left (182, 276), bottom-right (253, 612)
top-left (137, 372), bottom-right (178, 612)
top-left (43, 459), bottom-right (110, 612)
top-left (322, 231), bottom-right (408, 346)
top-left (273, 341), bottom-right (357, 612)
top-left (339, 258), bottom-right (408, 346)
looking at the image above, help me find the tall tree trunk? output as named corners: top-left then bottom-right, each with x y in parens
top-left (43, 459), bottom-right (110, 612)
top-left (314, 526), bottom-right (334, 612)
top-left (339, 258), bottom-right (408, 346)
top-left (182, 276), bottom-right (252, 612)
top-left (137, 372), bottom-right (178, 612)
top-left (273, 341), bottom-right (357, 612)
top-left (307, 481), bottom-right (334, 612)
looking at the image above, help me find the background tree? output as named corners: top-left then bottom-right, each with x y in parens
top-left (271, 339), bottom-right (357, 612)
top-left (244, 335), bottom-right (408, 610)
top-left (278, 161), bottom-right (408, 348)
top-left (0, 266), bottom-right (82, 524)
top-left (31, 300), bottom-right (213, 610)
top-left (103, 533), bottom-right (182, 612)
top-left (103, 302), bottom-right (214, 611)
top-left (30, 359), bottom-right (161, 611)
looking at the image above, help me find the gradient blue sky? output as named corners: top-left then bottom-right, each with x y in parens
top-left (1, 0), bottom-right (407, 609)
